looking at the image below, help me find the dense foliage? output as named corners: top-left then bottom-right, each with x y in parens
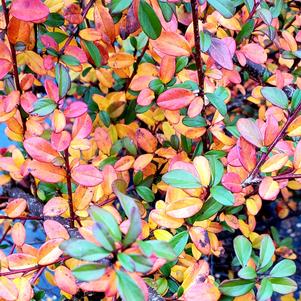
top-left (0, 0), bottom-right (300, 300)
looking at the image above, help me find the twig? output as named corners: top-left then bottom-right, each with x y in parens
top-left (64, 150), bottom-right (75, 228)
top-left (31, 266), bottom-right (46, 285)
top-left (243, 101), bottom-right (301, 186)
top-left (0, 215), bottom-right (43, 220)
top-left (125, 41), bottom-right (149, 92)
top-left (59, 0), bottom-right (96, 55)
top-left (191, 0), bottom-right (203, 97)
top-left (0, 224), bottom-right (11, 244)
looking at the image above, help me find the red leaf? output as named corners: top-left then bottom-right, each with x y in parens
top-left (222, 172), bottom-right (242, 193)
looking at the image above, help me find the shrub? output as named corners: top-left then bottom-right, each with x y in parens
top-left (0, 0), bottom-right (299, 300)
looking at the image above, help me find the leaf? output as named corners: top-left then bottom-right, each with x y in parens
top-left (206, 155), bottom-right (224, 186)
top-left (238, 266), bottom-right (256, 279)
top-left (138, 240), bottom-right (176, 261)
top-left (93, 223), bottom-right (115, 252)
top-left (28, 160), bottom-right (66, 183)
top-left (89, 206), bottom-right (122, 242)
top-left (55, 63), bottom-right (71, 98)
top-left (195, 198), bottom-right (223, 221)
top-left (259, 235), bottom-right (275, 269)
top-left (71, 164), bottom-right (103, 187)
top-left (237, 118), bottom-right (263, 147)
top-left (168, 231), bottom-right (189, 257)
top-left (54, 266), bottom-right (78, 295)
top-left (60, 239), bottom-right (110, 261)
top-left (37, 239), bottom-right (64, 265)
top-left (31, 98), bottom-right (56, 116)
top-left (166, 197), bottom-right (203, 218)
top-left (82, 41), bottom-right (101, 68)
top-left (270, 259), bottom-right (296, 277)
top-left (236, 20), bottom-right (255, 44)
top-left (7, 253), bottom-right (37, 270)
top-left (206, 87), bottom-right (229, 116)
top-left (43, 197), bottom-right (69, 217)
top-left (207, 0), bottom-right (235, 18)
top-left (123, 207), bottom-right (142, 246)
top-left (261, 87), bottom-right (288, 109)
top-left (0, 277), bottom-right (18, 301)
top-left (157, 88), bottom-right (195, 110)
top-left (208, 38), bottom-right (234, 70)
top-left (162, 169), bottom-right (202, 189)
top-left (116, 270), bottom-right (145, 301)
top-left (219, 279), bottom-right (255, 297)
top-left (183, 115), bottom-right (207, 128)
top-left (138, 0), bottom-right (162, 40)
top-left (61, 55), bottom-right (81, 66)
top-left (5, 198), bottom-right (27, 218)
top-left (260, 154), bottom-right (289, 173)
top-left (150, 31), bottom-right (191, 57)
top-left (10, 0), bottom-right (49, 22)
top-left (110, 0), bottom-right (132, 13)
top-left (269, 278), bottom-right (297, 294)
top-left (193, 156), bottom-right (211, 187)
top-left (112, 179), bottom-right (140, 219)
top-left (210, 185), bottom-right (234, 206)
top-left (259, 177), bottom-right (280, 201)
top-left (241, 43), bottom-right (267, 64)
top-left (244, 0), bottom-right (254, 13)
top-left (257, 278), bottom-right (273, 301)
top-left (200, 32), bottom-right (212, 52)
top-left (136, 185), bottom-right (155, 202)
top-left (233, 235), bottom-right (252, 267)
top-left (24, 137), bottom-right (59, 163)
top-left (72, 264), bottom-right (106, 282)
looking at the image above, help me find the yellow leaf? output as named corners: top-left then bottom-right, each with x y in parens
top-left (166, 197), bottom-right (203, 218)
top-left (193, 156), bottom-right (211, 186)
top-left (154, 229), bottom-right (173, 241)
top-left (260, 153), bottom-right (289, 173)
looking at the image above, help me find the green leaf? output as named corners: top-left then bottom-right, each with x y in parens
top-left (112, 179), bottom-right (139, 218)
top-left (123, 207), bottom-right (142, 246)
top-left (207, 0), bottom-right (235, 18)
top-left (162, 169), bottom-right (202, 189)
top-left (270, 259), bottom-right (296, 277)
top-left (45, 13), bottom-right (65, 27)
top-left (72, 264), bottom-right (106, 282)
top-left (32, 98), bottom-right (56, 116)
top-left (219, 279), bottom-right (255, 297)
top-left (257, 8), bottom-right (272, 25)
top-left (82, 41), bottom-right (101, 68)
top-left (257, 278), bottom-right (273, 301)
top-left (118, 253), bottom-right (153, 273)
top-left (138, 0), bottom-right (162, 40)
top-left (116, 270), bottom-right (145, 301)
top-left (159, 1), bottom-right (174, 22)
top-left (60, 55), bottom-right (81, 66)
top-left (89, 206), bottom-right (121, 242)
top-left (211, 185), bottom-right (234, 206)
top-left (183, 115), bottom-right (207, 128)
top-left (261, 87), bottom-right (288, 109)
top-left (259, 235), bottom-right (275, 269)
top-left (139, 240), bottom-right (176, 261)
top-left (270, 0), bottom-right (283, 18)
top-left (234, 235), bottom-right (252, 267)
top-left (99, 110), bottom-right (111, 127)
top-left (136, 185), bottom-right (155, 202)
top-left (269, 277), bottom-right (297, 294)
top-left (236, 20), bottom-right (255, 44)
top-left (291, 89), bottom-right (301, 111)
top-left (60, 239), bottom-right (110, 261)
top-left (195, 197), bottom-right (223, 221)
top-left (206, 87), bottom-right (229, 116)
top-left (200, 32), bottom-right (212, 52)
top-left (238, 266), bottom-right (257, 279)
top-left (169, 231), bottom-right (189, 257)
top-left (55, 63), bottom-right (71, 98)
top-left (93, 223), bottom-right (115, 252)
top-left (111, 0), bottom-right (132, 14)
top-left (45, 32), bottom-right (68, 43)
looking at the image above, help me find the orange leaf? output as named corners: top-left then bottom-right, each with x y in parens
top-left (71, 164), bottom-right (104, 187)
top-left (24, 137), bottom-right (59, 163)
top-left (150, 31), bottom-right (191, 57)
top-left (108, 52), bottom-right (135, 69)
top-left (11, 222), bottom-right (26, 247)
top-left (260, 153), bottom-right (289, 173)
top-left (157, 88), bottom-right (195, 110)
top-left (54, 266), bottom-right (78, 295)
top-left (259, 177), bottom-right (280, 201)
top-left (43, 197), bottom-right (69, 217)
top-left (294, 140), bottom-right (301, 169)
top-left (189, 227), bottom-right (210, 255)
top-left (43, 220), bottom-right (70, 240)
top-left (114, 156), bottom-right (135, 172)
top-left (5, 198), bottom-right (27, 218)
top-left (72, 113), bottom-right (92, 139)
top-left (24, 51), bottom-right (46, 75)
top-left (159, 55), bottom-right (176, 84)
top-left (37, 239), bottom-right (64, 266)
top-left (136, 128), bottom-right (158, 153)
top-left (7, 253), bottom-right (37, 270)
top-left (166, 197), bottom-right (203, 218)
top-left (237, 137), bottom-right (257, 172)
top-left (79, 28), bottom-right (102, 41)
top-left (28, 160), bottom-right (66, 183)
top-left (137, 88), bottom-right (155, 106)
top-left (0, 277), bottom-right (18, 301)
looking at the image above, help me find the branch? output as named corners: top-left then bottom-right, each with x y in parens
top-left (59, 0), bottom-right (96, 55)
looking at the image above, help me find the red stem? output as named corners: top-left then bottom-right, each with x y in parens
top-left (191, 0), bottom-right (204, 97)
top-left (59, 0), bottom-right (96, 55)
top-left (244, 101), bottom-right (301, 185)
top-left (273, 173), bottom-right (301, 181)
top-left (31, 266), bottom-right (46, 285)
top-left (0, 215), bottom-right (43, 220)
top-left (64, 149), bottom-right (75, 228)
top-left (0, 225), bottom-right (11, 244)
